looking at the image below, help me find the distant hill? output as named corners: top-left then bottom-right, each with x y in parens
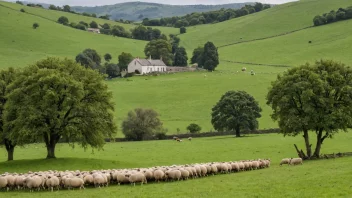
top-left (71, 1), bottom-right (256, 21)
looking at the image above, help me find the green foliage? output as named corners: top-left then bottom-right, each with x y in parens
top-left (313, 6), bottom-right (352, 26)
top-left (58, 16), bottom-right (69, 25)
top-left (104, 53), bottom-right (112, 62)
top-left (90, 21), bottom-right (98, 28)
top-left (190, 46), bottom-right (204, 64)
top-left (15, 1), bottom-right (23, 5)
top-left (200, 42), bottom-right (219, 71)
top-left (180, 26), bottom-right (186, 34)
top-left (4, 57), bottom-right (116, 159)
top-left (20, 8), bottom-right (25, 12)
top-left (122, 108), bottom-right (163, 141)
top-left (101, 23), bottom-right (110, 30)
top-left (63, 5), bottom-right (71, 12)
top-left (105, 63), bottom-right (120, 78)
top-left (118, 52), bottom-right (133, 71)
top-left (49, 5), bottom-right (57, 10)
top-left (75, 48), bottom-right (102, 69)
top-left (186, 123), bottom-right (202, 134)
top-left (131, 25), bottom-right (163, 41)
top-left (266, 60), bottom-right (352, 158)
top-left (111, 25), bottom-right (131, 38)
top-left (32, 23), bottom-right (39, 29)
top-left (211, 91), bottom-right (262, 137)
top-left (174, 47), bottom-right (188, 66)
top-left (144, 39), bottom-right (173, 66)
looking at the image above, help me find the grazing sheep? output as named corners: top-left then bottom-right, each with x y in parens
top-left (188, 137), bottom-right (192, 141)
top-left (127, 173), bottom-right (147, 186)
top-left (0, 176), bottom-right (9, 191)
top-left (179, 169), bottom-right (190, 180)
top-left (15, 175), bottom-right (25, 190)
top-left (23, 176), bottom-right (42, 192)
top-left (93, 174), bottom-right (105, 188)
top-left (116, 173), bottom-right (129, 185)
top-left (153, 170), bottom-right (165, 183)
top-left (280, 158), bottom-right (291, 166)
top-left (83, 175), bottom-right (94, 186)
top-left (45, 176), bottom-right (60, 192)
top-left (66, 178), bottom-right (85, 190)
top-left (165, 170), bottom-right (181, 181)
top-left (143, 170), bottom-right (154, 181)
top-left (289, 158), bottom-right (303, 166)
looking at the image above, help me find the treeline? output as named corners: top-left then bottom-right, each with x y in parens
top-left (142, 2), bottom-right (270, 28)
top-left (56, 15), bottom-right (165, 41)
top-left (313, 6), bottom-right (352, 26)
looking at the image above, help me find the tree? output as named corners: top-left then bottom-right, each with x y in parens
top-left (63, 5), bottom-right (71, 12)
top-left (75, 49), bottom-right (101, 69)
top-left (200, 42), bottom-right (219, 71)
top-left (267, 60), bottom-right (352, 159)
top-left (32, 23), bottom-right (39, 29)
top-left (144, 39), bottom-right (173, 66)
top-left (180, 26), bottom-right (186, 34)
top-left (102, 23), bottom-right (110, 30)
top-left (49, 5), bottom-right (57, 10)
top-left (211, 91), bottom-right (262, 137)
top-left (187, 123), bottom-right (201, 134)
top-left (118, 52), bottom-right (133, 71)
top-left (90, 21), bottom-right (98, 28)
top-left (16, 1), bottom-right (23, 5)
top-left (105, 63), bottom-right (120, 78)
top-left (58, 16), bottom-right (69, 25)
top-left (190, 46), bottom-right (204, 64)
top-left (104, 53), bottom-right (112, 62)
top-left (313, 15), bottom-right (326, 26)
top-left (122, 108), bottom-right (163, 141)
top-left (174, 47), bottom-right (188, 66)
top-left (5, 58), bottom-right (116, 159)
top-left (0, 68), bottom-right (18, 161)
top-left (20, 8), bottom-right (25, 12)
top-left (336, 10), bottom-right (346, 20)
top-left (254, 2), bottom-right (263, 12)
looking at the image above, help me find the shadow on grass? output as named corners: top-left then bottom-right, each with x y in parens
top-left (205, 135), bottom-right (259, 140)
top-left (0, 158), bottom-right (135, 173)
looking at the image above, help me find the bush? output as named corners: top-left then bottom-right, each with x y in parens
top-left (20, 8), bottom-right (25, 12)
top-left (32, 23), bottom-right (39, 29)
top-left (58, 16), bottom-right (69, 25)
top-left (180, 26), bottom-right (186, 34)
top-left (155, 130), bottom-right (167, 140)
top-left (186, 123), bottom-right (202, 134)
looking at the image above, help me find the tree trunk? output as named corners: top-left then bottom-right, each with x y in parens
top-left (235, 127), bottom-right (240, 137)
top-left (313, 129), bottom-right (324, 158)
top-left (303, 130), bottom-right (312, 158)
top-left (4, 139), bottom-right (15, 161)
top-left (44, 133), bottom-right (60, 159)
top-left (4, 139), bottom-right (16, 161)
top-left (294, 144), bottom-right (306, 159)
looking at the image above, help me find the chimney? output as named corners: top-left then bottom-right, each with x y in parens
top-left (149, 55), bottom-right (151, 61)
top-left (160, 56), bottom-right (162, 61)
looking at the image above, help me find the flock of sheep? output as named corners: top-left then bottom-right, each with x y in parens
top-left (0, 159), bottom-right (272, 192)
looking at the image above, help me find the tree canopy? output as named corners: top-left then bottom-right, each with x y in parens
top-left (122, 108), bottom-right (163, 141)
top-left (58, 16), bottom-right (69, 25)
top-left (104, 53), bottom-right (112, 62)
top-left (174, 47), bottom-right (188, 66)
top-left (4, 58), bottom-right (116, 159)
top-left (144, 39), bottom-right (173, 66)
top-left (266, 60), bottom-right (352, 158)
top-left (190, 47), bottom-right (204, 64)
top-left (187, 123), bottom-right (202, 134)
top-left (200, 42), bottom-right (219, 71)
top-left (118, 52), bottom-right (134, 71)
top-left (211, 91), bottom-right (262, 137)
top-left (75, 49), bottom-right (101, 69)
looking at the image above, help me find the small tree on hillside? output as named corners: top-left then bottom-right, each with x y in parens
top-left (58, 16), bottom-right (69, 25)
top-left (76, 48), bottom-right (101, 69)
top-left (122, 108), bottom-right (163, 141)
top-left (5, 58), bottom-right (116, 159)
top-left (211, 91), bottom-right (262, 137)
top-left (200, 42), bottom-right (219, 71)
top-left (105, 63), bottom-right (120, 78)
top-left (20, 8), bottom-right (25, 12)
top-left (104, 53), bottom-right (112, 62)
top-left (118, 52), bottom-right (133, 71)
top-left (33, 23), bottom-right (39, 29)
top-left (180, 26), bottom-right (186, 34)
top-left (267, 60), bottom-right (352, 159)
top-left (187, 123), bottom-right (202, 134)
top-left (90, 21), bottom-right (98, 28)
top-left (190, 46), bottom-right (204, 64)
top-left (174, 47), bottom-right (188, 66)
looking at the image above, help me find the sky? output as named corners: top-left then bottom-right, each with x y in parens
top-left (9, 0), bottom-right (296, 6)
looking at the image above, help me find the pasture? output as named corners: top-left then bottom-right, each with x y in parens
top-left (0, 133), bottom-right (351, 197)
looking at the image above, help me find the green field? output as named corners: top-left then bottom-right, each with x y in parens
top-left (1, 133), bottom-right (351, 197)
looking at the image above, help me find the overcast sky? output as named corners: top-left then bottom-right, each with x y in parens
top-left (9, 0), bottom-right (296, 6)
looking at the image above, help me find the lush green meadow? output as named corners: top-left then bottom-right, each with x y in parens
top-left (0, 133), bottom-right (351, 197)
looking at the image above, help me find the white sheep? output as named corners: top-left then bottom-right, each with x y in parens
top-left (289, 158), bottom-right (303, 166)
top-left (127, 173), bottom-right (147, 186)
top-left (280, 158), bottom-right (291, 166)
top-left (0, 176), bottom-right (9, 191)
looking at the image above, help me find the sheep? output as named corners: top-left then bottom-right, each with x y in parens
top-left (179, 169), bottom-right (190, 180)
top-left (199, 165), bottom-right (208, 177)
top-left (231, 162), bottom-right (240, 172)
top-left (165, 170), bottom-right (181, 181)
top-left (83, 175), bottom-right (94, 186)
top-left (289, 158), bottom-right (303, 166)
top-left (0, 176), bottom-right (9, 191)
top-left (93, 174), bottom-right (105, 188)
top-left (15, 175), bottom-right (25, 190)
top-left (153, 170), bottom-right (165, 183)
top-left (188, 137), bottom-right (192, 141)
top-left (127, 173), bottom-right (147, 186)
top-left (66, 178), bottom-right (85, 190)
top-left (280, 158), bottom-right (291, 166)
top-left (210, 164), bottom-right (218, 175)
top-left (220, 163), bottom-right (229, 173)
top-left (45, 176), bottom-right (60, 192)
top-left (23, 176), bottom-right (42, 192)
top-left (5, 175), bottom-right (16, 190)
top-left (143, 170), bottom-right (154, 181)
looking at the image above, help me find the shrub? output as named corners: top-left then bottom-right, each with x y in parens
top-left (155, 130), bottom-right (168, 140)
top-left (180, 26), bottom-right (186, 34)
top-left (187, 123), bottom-right (202, 134)
top-left (58, 16), bottom-right (69, 25)
top-left (20, 8), bottom-right (25, 12)
top-left (32, 23), bottom-right (39, 29)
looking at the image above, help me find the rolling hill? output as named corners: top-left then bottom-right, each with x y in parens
top-left (71, 1), bottom-right (255, 21)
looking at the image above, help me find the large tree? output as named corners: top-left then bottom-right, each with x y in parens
top-left (0, 68), bottom-right (18, 161)
top-left (174, 47), bottom-right (188, 66)
top-left (144, 39), bottom-right (173, 66)
top-left (76, 48), bottom-right (101, 70)
top-left (190, 46), bottom-right (204, 64)
top-left (122, 108), bottom-right (163, 141)
top-left (200, 42), bottom-right (219, 71)
top-left (211, 91), bottom-right (262, 137)
top-left (5, 58), bottom-right (116, 159)
top-left (118, 52), bottom-right (133, 71)
top-left (266, 60), bottom-right (352, 159)
top-left (58, 16), bottom-right (69, 25)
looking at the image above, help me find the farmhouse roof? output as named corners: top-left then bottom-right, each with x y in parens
top-left (135, 57), bottom-right (166, 66)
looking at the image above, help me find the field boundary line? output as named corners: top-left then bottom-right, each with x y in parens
top-left (221, 59), bottom-right (292, 67)
top-left (218, 26), bottom-right (313, 48)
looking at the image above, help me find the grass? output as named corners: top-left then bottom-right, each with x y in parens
top-left (0, 133), bottom-right (351, 197)
top-left (0, 1), bottom-right (179, 36)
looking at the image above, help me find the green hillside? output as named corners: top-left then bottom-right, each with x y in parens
top-left (1, 1), bottom-right (179, 36)
top-left (179, 0), bottom-right (352, 49)
top-left (71, 2), bottom-right (252, 21)
top-left (0, 3), bottom-right (146, 67)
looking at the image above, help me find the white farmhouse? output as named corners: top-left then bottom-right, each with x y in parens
top-left (127, 56), bottom-right (167, 74)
